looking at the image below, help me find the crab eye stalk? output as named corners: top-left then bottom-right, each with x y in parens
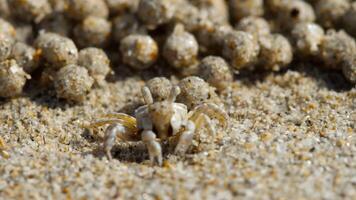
top-left (142, 86), bottom-right (154, 104)
top-left (168, 86), bottom-right (180, 103)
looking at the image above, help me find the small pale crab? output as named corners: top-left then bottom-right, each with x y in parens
top-left (85, 85), bottom-right (228, 165)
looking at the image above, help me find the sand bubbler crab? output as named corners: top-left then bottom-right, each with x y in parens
top-left (85, 85), bottom-right (228, 166)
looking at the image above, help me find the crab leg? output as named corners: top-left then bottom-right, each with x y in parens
top-left (83, 113), bottom-right (137, 133)
top-left (100, 113), bottom-right (137, 126)
top-left (83, 119), bottom-right (124, 129)
top-left (142, 86), bottom-right (154, 104)
top-left (83, 119), bottom-right (138, 136)
top-left (174, 121), bottom-right (195, 155)
top-left (193, 113), bottom-right (216, 136)
top-left (142, 130), bottom-right (162, 166)
top-left (104, 123), bottom-right (139, 160)
top-left (189, 103), bottom-right (229, 129)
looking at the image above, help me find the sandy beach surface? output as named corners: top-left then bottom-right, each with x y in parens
top-left (0, 63), bottom-right (355, 200)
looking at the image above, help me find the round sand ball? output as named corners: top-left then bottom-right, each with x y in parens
top-left (0, 0), bottom-right (10, 19)
top-left (319, 30), bottom-right (356, 69)
top-left (194, 19), bottom-right (218, 54)
top-left (342, 2), bottom-right (356, 38)
top-left (10, 42), bottom-right (40, 74)
top-left (222, 31), bottom-right (260, 71)
top-left (258, 34), bottom-right (293, 71)
top-left (211, 25), bottom-right (234, 47)
top-left (265, 0), bottom-right (285, 13)
top-left (0, 18), bottom-right (16, 38)
top-left (13, 22), bottom-right (34, 44)
top-left (120, 34), bottom-right (158, 70)
top-left (341, 54), bottom-right (356, 85)
top-left (304, 0), bottom-right (319, 5)
top-left (0, 34), bottom-right (14, 61)
top-left (39, 67), bottom-right (57, 87)
top-left (34, 31), bottom-right (59, 49)
top-left (199, 56), bottom-right (233, 91)
top-left (195, 22), bottom-right (233, 54)
top-left (8, 0), bottom-right (52, 23)
top-left (172, 0), bottom-right (201, 32)
top-left (34, 32), bottom-right (78, 68)
top-left (276, 0), bottom-right (315, 31)
top-left (66, 0), bottom-right (109, 21)
top-left (38, 13), bottom-right (73, 37)
top-left (342, 56), bottom-right (356, 84)
top-left (163, 24), bottom-right (199, 69)
top-left (229, 0), bottom-right (264, 22)
top-left (177, 76), bottom-right (217, 109)
top-left (315, 0), bottom-right (350, 29)
top-left (191, 0), bottom-right (229, 25)
top-left (78, 47), bottom-right (110, 85)
top-left (106, 0), bottom-right (139, 15)
top-left (112, 14), bottom-right (146, 43)
top-left (48, 0), bottom-right (68, 12)
top-left (291, 22), bottom-right (325, 57)
top-left (137, 0), bottom-right (176, 29)
top-left (0, 59), bottom-right (30, 98)
top-left (146, 77), bottom-right (173, 101)
top-left (74, 16), bottom-right (112, 48)
top-left (235, 16), bottom-right (270, 40)
top-left (54, 64), bottom-right (94, 102)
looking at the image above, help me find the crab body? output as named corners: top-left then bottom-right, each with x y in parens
top-left (136, 102), bottom-right (187, 139)
top-left (86, 85), bottom-right (228, 165)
